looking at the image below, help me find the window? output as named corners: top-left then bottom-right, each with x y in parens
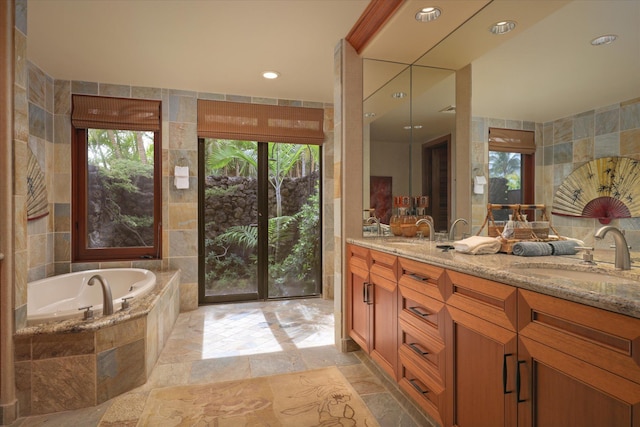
top-left (71, 95), bottom-right (162, 261)
top-left (488, 128), bottom-right (535, 221)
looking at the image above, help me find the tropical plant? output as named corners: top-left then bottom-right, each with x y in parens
top-left (489, 151), bottom-right (521, 190)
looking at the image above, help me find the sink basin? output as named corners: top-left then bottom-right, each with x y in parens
top-left (510, 265), bottom-right (639, 285)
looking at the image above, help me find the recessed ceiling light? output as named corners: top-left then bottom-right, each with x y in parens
top-left (489, 20), bottom-right (516, 35)
top-left (415, 7), bottom-right (441, 22)
top-left (392, 92), bottom-right (407, 99)
top-left (591, 34), bottom-right (617, 46)
top-left (262, 71), bottom-right (280, 79)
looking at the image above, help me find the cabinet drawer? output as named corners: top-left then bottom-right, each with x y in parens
top-left (347, 244), bottom-right (370, 273)
top-left (399, 284), bottom-right (446, 338)
top-left (399, 357), bottom-right (445, 426)
top-left (398, 257), bottom-right (446, 302)
top-left (370, 249), bottom-right (398, 283)
top-left (399, 316), bottom-right (445, 383)
top-left (519, 289), bottom-right (640, 384)
top-left (446, 270), bottom-right (517, 332)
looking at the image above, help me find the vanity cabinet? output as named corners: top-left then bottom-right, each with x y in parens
top-left (444, 270), bottom-right (519, 427)
top-left (346, 244), bottom-right (371, 352)
top-left (346, 244), bottom-right (398, 379)
top-left (397, 258), bottom-right (447, 424)
top-left (517, 289), bottom-right (640, 427)
top-left (346, 243), bottom-right (640, 427)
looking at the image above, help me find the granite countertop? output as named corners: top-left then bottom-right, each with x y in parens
top-left (348, 237), bottom-right (640, 319)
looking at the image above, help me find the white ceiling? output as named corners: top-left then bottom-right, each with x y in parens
top-left (26, 0), bottom-right (640, 127)
top-left (360, 0), bottom-right (640, 144)
top-left (26, 0), bottom-right (369, 104)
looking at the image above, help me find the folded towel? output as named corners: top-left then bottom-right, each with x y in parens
top-left (453, 236), bottom-right (502, 255)
top-left (548, 240), bottom-right (580, 255)
top-left (512, 241), bottom-right (553, 257)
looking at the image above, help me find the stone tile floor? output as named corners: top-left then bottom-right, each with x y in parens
top-left (10, 298), bottom-right (435, 427)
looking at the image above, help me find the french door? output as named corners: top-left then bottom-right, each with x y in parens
top-left (198, 138), bottom-right (321, 303)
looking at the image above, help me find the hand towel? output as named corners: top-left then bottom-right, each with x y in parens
top-left (548, 240), bottom-right (580, 255)
top-left (453, 236), bottom-right (502, 255)
top-left (512, 241), bottom-right (553, 257)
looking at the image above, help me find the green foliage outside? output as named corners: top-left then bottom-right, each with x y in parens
top-left (489, 151), bottom-right (522, 190)
top-left (204, 139), bottom-right (320, 296)
top-left (87, 129), bottom-right (155, 247)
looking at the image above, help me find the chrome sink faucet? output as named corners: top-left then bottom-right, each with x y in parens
top-left (594, 226), bottom-right (631, 270)
top-left (449, 218), bottom-right (468, 241)
top-left (415, 218), bottom-right (434, 241)
top-left (88, 274), bottom-right (114, 315)
top-left (365, 216), bottom-right (381, 236)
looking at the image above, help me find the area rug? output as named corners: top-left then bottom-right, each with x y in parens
top-left (137, 366), bottom-right (380, 426)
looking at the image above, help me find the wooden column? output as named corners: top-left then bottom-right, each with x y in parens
top-left (0, 0), bottom-right (17, 424)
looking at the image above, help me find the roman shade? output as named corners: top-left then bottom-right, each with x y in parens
top-left (488, 128), bottom-right (536, 154)
top-left (197, 99), bottom-right (325, 145)
top-left (72, 95), bottom-right (161, 131)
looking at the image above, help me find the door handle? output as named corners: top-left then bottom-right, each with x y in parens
top-left (503, 353), bottom-right (513, 394)
top-left (366, 283), bottom-right (373, 305)
top-left (516, 360), bottom-right (527, 403)
top-left (362, 282), bottom-right (368, 303)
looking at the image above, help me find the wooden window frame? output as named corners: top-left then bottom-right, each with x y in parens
top-left (71, 127), bottom-right (162, 262)
top-left (488, 128), bottom-right (535, 206)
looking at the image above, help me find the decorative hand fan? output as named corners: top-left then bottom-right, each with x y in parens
top-left (27, 149), bottom-right (49, 221)
top-left (552, 156), bottom-right (640, 224)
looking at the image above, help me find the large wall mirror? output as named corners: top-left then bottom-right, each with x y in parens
top-left (363, 59), bottom-right (455, 230)
top-left (362, 0), bottom-right (640, 253)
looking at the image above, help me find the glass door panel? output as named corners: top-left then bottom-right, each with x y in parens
top-left (200, 139), bottom-right (321, 303)
top-left (202, 139), bottom-right (258, 300)
top-left (266, 143), bottom-right (321, 298)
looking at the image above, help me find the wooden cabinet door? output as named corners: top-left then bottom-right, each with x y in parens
top-left (346, 244), bottom-right (371, 352)
top-left (445, 270), bottom-right (518, 427)
top-left (518, 336), bottom-right (640, 427)
top-left (370, 249), bottom-right (399, 379)
top-left (446, 305), bottom-right (518, 427)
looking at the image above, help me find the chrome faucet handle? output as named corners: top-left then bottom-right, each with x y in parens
top-left (575, 246), bottom-right (596, 265)
top-left (121, 297), bottom-right (133, 310)
top-left (79, 306), bottom-right (94, 320)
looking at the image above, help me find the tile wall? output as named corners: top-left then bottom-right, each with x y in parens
top-left (471, 97), bottom-right (640, 253)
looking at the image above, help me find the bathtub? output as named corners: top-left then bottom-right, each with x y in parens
top-left (27, 268), bottom-right (156, 325)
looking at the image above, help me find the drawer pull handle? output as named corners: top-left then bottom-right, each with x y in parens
top-left (409, 378), bottom-right (429, 395)
top-left (408, 306), bottom-right (430, 318)
top-left (410, 273), bottom-right (429, 282)
top-left (409, 343), bottom-right (429, 356)
top-left (503, 353), bottom-right (513, 395)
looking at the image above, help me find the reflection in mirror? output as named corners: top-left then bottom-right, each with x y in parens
top-left (363, 59), bottom-right (455, 229)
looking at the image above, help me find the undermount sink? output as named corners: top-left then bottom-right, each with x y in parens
top-left (510, 264), bottom-right (639, 285)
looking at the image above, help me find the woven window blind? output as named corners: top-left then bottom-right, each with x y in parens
top-left (72, 95), bottom-right (161, 131)
top-left (488, 128), bottom-right (536, 154)
top-left (197, 99), bottom-right (325, 145)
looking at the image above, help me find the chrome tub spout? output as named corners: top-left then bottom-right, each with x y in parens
top-left (88, 274), bottom-right (114, 315)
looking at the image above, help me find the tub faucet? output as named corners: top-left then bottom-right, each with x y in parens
top-left (449, 218), bottom-right (469, 241)
top-left (594, 226), bottom-right (631, 270)
top-left (365, 216), bottom-right (382, 236)
top-left (415, 218), bottom-right (434, 241)
top-left (88, 274), bottom-right (114, 315)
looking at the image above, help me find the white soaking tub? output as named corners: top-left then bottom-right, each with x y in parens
top-left (27, 268), bottom-right (156, 325)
